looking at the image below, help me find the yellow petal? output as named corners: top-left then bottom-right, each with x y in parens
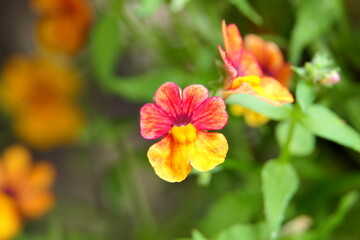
top-left (0, 193), bottom-right (21, 240)
top-left (147, 124), bottom-right (228, 182)
top-left (231, 75), bottom-right (261, 90)
top-left (243, 109), bottom-right (270, 127)
top-left (230, 105), bottom-right (246, 116)
top-left (189, 131), bottom-right (228, 172)
top-left (147, 134), bottom-right (192, 183)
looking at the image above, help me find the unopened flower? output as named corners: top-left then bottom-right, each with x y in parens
top-left (0, 145), bottom-right (55, 239)
top-left (31, 0), bottom-right (92, 55)
top-left (318, 70), bottom-right (340, 86)
top-left (1, 56), bottom-right (84, 149)
top-left (140, 82), bottom-right (228, 182)
top-left (219, 20), bottom-right (293, 106)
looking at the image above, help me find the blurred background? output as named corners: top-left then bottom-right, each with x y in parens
top-left (0, 0), bottom-right (359, 239)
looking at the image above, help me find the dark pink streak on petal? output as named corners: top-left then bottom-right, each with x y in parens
top-left (218, 45), bottom-right (238, 79)
top-left (192, 97), bottom-right (228, 130)
top-left (140, 103), bottom-right (173, 139)
top-left (154, 82), bottom-right (182, 121)
top-left (181, 84), bottom-right (209, 123)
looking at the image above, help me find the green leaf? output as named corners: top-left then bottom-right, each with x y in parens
top-left (137, 0), bottom-right (165, 16)
top-left (107, 68), bottom-right (188, 102)
top-left (213, 224), bottom-right (255, 240)
top-left (170, 0), bottom-right (192, 12)
top-left (192, 230), bottom-right (208, 240)
top-left (296, 80), bottom-right (316, 112)
top-left (289, 0), bottom-right (342, 63)
top-left (345, 97), bottom-right (360, 132)
top-left (262, 160), bottom-right (299, 239)
top-left (226, 94), bottom-right (292, 120)
top-left (300, 105), bottom-right (360, 152)
top-left (199, 191), bottom-right (260, 237)
top-left (229, 0), bottom-right (263, 25)
top-left (276, 121), bottom-right (315, 157)
top-left (90, 11), bottom-right (122, 82)
top-left (304, 191), bottom-right (358, 240)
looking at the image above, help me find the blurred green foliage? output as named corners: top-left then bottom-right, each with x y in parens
top-left (7, 0), bottom-right (360, 239)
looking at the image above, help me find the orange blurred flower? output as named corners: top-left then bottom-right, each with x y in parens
top-left (1, 56), bottom-right (84, 149)
top-left (244, 34), bottom-right (293, 86)
top-left (31, 0), bottom-right (92, 55)
top-left (140, 82), bottom-right (228, 182)
top-left (0, 145), bottom-right (55, 239)
top-left (218, 20), bottom-right (293, 106)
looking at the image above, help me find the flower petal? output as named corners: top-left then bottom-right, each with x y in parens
top-left (17, 190), bottom-right (54, 219)
top-left (238, 50), bottom-right (263, 77)
top-left (222, 20), bottom-right (242, 64)
top-left (226, 77), bottom-right (294, 106)
top-left (140, 103), bottom-right (173, 139)
top-left (27, 161), bottom-right (55, 189)
top-left (275, 63), bottom-right (293, 87)
top-left (191, 97), bottom-right (228, 130)
top-left (244, 34), bottom-right (266, 66)
top-left (2, 145), bottom-right (31, 182)
top-left (147, 134), bottom-right (192, 182)
top-left (154, 82), bottom-right (182, 119)
top-left (182, 84), bottom-right (209, 118)
top-left (0, 193), bottom-right (21, 240)
top-left (190, 131), bottom-right (228, 171)
top-left (218, 45), bottom-right (238, 79)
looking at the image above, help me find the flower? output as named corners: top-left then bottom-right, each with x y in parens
top-left (31, 0), bottom-right (92, 55)
top-left (0, 56), bottom-right (84, 149)
top-left (244, 34), bottom-right (293, 86)
top-left (140, 82), bottom-right (229, 182)
top-left (218, 20), bottom-right (293, 106)
top-left (0, 145), bottom-right (55, 239)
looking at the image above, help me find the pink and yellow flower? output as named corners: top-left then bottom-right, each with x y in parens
top-left (140, 82), bottom-right (229, 182)
top-left (218, 20), bottom-right (293, 106)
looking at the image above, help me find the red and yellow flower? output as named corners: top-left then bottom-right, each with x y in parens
top-left (140, 82), bottom-right (229, 182)
top-left (218, 20), bottom-right (293, 106)
top-left (31, 0), bottom-right (92, 55)
top-left (0, 145), bottom-right (55, 239)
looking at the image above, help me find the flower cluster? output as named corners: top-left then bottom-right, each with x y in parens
top-left (31, 0), bottom-right (92, 55)
top-left (140, 20), bottom-right (297, 182)
top-left (218, 20), bottom-right (294, 127)
top-left (0, 145), bottom-right (55, 239)
top-left (218, 20), bottom-right (293, 106)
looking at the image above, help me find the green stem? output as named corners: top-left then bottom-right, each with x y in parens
top-left (278, 119), bottom-right (296, 164)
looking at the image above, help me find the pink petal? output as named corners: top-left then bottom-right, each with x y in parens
top-left (154, 82), bottom-right (182, 119)
top-left (182, 84), bottom-right (209, 118)
top-left (191, 97), bottom-right (228, 130)
top-left (140, 103), bottom-right (173, 139)
top-left (218, 45), bottom-right (238, 79)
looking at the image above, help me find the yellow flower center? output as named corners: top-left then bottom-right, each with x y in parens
top-left (171, 124), bottom-right (197, 144)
